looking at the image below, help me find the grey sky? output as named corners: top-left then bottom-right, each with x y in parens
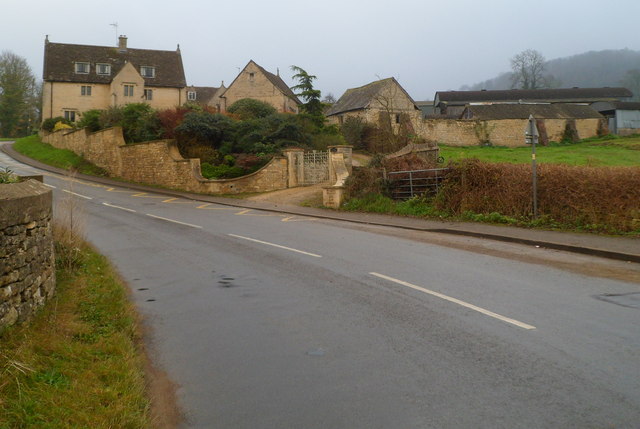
top-left (3, 0), bottom-right (639, 101)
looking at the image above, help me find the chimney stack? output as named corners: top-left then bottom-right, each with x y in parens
top-left (118, 35), bottom-right (128, 50)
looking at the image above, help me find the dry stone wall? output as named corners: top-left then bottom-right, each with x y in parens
top-left (416, 118), bottom-right (601, 147)
top-left (41, 127), bottom-right (289, 194)
top-left (0, 180), bottom-right (55, 330)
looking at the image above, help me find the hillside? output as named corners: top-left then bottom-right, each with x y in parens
top-left (462, 49), bottom-right (640, 98)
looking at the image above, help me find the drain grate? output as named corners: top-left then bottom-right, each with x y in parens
top-left (594, 292), bottom-right (640, 309)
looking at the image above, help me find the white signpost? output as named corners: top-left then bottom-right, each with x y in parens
top-left (525, 115), bottom-right (539, 218)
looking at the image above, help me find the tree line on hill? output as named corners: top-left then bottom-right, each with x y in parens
top-left (461, 49), bottom-right (640, 100)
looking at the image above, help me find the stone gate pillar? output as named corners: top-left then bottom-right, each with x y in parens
top-left (283, 148), bottom-right (304, 188)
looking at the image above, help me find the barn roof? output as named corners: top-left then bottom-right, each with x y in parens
top-left (436, 87), bottom-right (633, 106)
top-left (462, 103), bottom-right (604, 120)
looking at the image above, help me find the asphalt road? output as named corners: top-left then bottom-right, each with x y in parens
top-left (2, 149), bottom-right (640, 428)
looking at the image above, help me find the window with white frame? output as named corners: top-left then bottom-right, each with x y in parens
top-left (96, 63), bottom-right (111, 75)
top-left (187, 91), bottom-right (196, 101)
top-left (124, 84), bottom-right (134, 97)
top-left (140, 66), bottom-right (156, 78)
top-left (74, 62), bottom-right (90, 74)
top-left (144, 89), bottom-right (153, 101)
top-left (81, 85), bottom-right (92, 96)
top-left (64, 110), bottom-right (76, 122)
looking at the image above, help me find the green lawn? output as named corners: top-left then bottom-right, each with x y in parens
top-left (12, 135), bottom-right (107, 176)
top-left (439, 135), bottom-right (640, 166)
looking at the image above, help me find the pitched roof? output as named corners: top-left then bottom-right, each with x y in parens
top-left (462, 103), bottom-right (604, 120)
top-left (436, 87), bottom-right (633, 105)
top-left (326, 78), bottom-right (418, 116)
top-left (43, 40), bottom-right (186, 88)
top-left (253, 62), bottom-right (301, 104)
top-left (186, 86), bottom-right (224, 104)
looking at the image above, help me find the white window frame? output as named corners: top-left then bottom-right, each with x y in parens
top-left (96, 63), bottom-right (111, 76)
top-left (74, 62), bottom-right (90, 74)
top-left (140, 66), bottom-right (156, 78)
top-left (187, 91), bottom-right (197, 101)
top-left (124, 84), bottom-right (135, 97)
top-left (144, 89), bottom-right (153, 101)
top-left (81, 85), bottom-right (92, 96)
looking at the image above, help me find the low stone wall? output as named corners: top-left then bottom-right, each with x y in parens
top-left (417, 118), bottom-right (601, 147)
top-left (0, 180), bottom-right (55, 330)
top-left (41, 127), bottom-right (288, 194)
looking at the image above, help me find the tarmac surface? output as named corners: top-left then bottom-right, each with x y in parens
top-left (3, 142), bottom-right (638, 263)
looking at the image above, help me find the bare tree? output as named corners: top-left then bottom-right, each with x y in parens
top-left (620, 69), bottom-right (640, 101)
top-left (0, 51), bottom-right (37, 137)
top-left (510, 49), bottom-right (547, 90)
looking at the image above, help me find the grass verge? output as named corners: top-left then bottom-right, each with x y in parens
top-left (439, 134), bottom-right (640, 166)
top-left (0, 234), bottom-right (151, 428)
top-left (12, 135), bottom-right (107, 176)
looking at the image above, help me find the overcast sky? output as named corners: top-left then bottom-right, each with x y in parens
top-left (3, 0), bottom-right (639, 101)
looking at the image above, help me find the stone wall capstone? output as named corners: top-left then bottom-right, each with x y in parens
top-left (0, 180), bottom-right (55, 330)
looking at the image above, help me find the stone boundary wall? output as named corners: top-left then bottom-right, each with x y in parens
top-left (417, 118), bottom-right (601, 147)
top-left (41, 127), bottom-right (288, 194)
top-left (0, 180), bottom-right (55, 330)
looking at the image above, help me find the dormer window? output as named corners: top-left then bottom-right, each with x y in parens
top-left (96, 63), bottom-right (111, 76)
top-left (140, 66), bottom-right (156, 78)
top-left (187, 91), bottom-right (196, 101)
top-left (74, 62), bottom-right (90, 74)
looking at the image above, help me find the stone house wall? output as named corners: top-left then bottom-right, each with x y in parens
top-left (41, 127), bottom-right (289, 194)
top-left (416, 118), bottom-right (602, 147)
top-left (221, 62), bottom-right (299, 113)
top-left (0, 180), bottom-right (55, 330)
top-left (42, 64), bottom-right (185, 122)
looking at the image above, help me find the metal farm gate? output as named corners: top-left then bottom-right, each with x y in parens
top-left (387, 168), bottom-right (449, 200)
top-left (299, 150), bottom-right (330, 185)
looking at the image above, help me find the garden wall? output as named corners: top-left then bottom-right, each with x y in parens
top-left (41, 127), bottom-right (288, 194)
top-left (0, 180), bottom-right (56, 330)
top-left (417, 118), bottom-right (601, 147)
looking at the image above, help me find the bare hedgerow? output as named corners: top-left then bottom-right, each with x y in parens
top-left (436, 159), bottom-right (640, 232)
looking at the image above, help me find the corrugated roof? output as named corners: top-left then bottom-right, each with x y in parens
top-left (436, 88), bottom-right (632, 105)
top-left (462, 104), bottom-right (604, 120)
top-left (43, 40), bottom-right (186, 88)
top-left (326, 78), bottom-right (418, 116)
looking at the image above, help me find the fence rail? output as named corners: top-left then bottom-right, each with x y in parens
top-left (387, 168), bottom-right (449, 200)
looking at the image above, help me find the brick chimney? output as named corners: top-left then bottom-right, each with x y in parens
top-left (118, 35), bottom-right (128, 50)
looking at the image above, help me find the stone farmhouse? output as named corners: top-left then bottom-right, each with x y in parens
top-left (219, 60), bottom-right (301, 114)
top-left (326, 78), bottom-right (421, 129)
top-left (42, 36), bottom-right (187, 122)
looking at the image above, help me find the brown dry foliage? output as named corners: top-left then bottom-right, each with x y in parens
top-left (383, 153), bottom-right (438, 172)
top-left (437, 160), bottom-right (640, 232)
top-left (344, 166), bottom-right (387, 199)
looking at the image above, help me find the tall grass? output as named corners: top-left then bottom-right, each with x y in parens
top-left (0, 186), bottom-right (152, 427)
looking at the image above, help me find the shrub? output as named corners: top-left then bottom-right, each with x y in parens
top-left (120, 103), bottom-right (162, 143)
top-left (53, 121), bottom-right (73, 131)
top-left (180, 144), bottom-right (220, 164)
top-left (41, 116), bottom-right (70, 132)
top-left (341, 117), bottom-right (367, 149)
top-left (200, 162), bottom-right (246, 179)
top-left (174, 111), bottom-right (235, 148)
top-left (227, 98), bottom-right (277, 120)
top-left (77, 109), bottom-right (103, 132)
top-left (310, 133), bottom-right (346, 150)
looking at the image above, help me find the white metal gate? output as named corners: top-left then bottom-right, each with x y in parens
top-left (298, 150), bottom-right (329, 185)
